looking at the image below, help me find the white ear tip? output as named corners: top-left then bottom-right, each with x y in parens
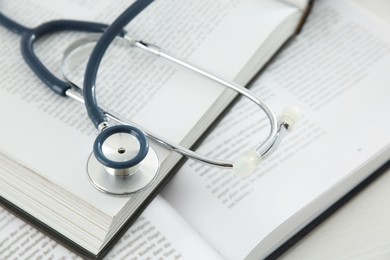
top-left (233, 150), bottom-right (261, 177)
top-left (280, 106), bottom-right (300, 130)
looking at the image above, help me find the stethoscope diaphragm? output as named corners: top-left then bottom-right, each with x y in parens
top-left (87, 125), bottom-right (159, 195)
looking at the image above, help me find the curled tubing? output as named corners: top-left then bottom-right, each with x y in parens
top-left (20, 21), bottom-right (109, 96)
top-left (83, 0), bottom-right (155, 129)
top-left (0, 10), bottom-right (112, 96)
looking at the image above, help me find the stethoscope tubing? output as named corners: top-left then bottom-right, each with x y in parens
top-left (0, 10), bottom-right (29, 35)
top-left (0, 11), bottom-right (110, 96)
top-left (83, 0), bottom-right (155, 130)
top-left (22, 21), bottom-right (111, 96)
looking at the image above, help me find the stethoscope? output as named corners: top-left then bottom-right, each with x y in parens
top-left (0, 0), bottom-right (299, 195)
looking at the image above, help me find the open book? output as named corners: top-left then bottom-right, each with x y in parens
top-left (0, 0), bottom-right (311, 258)
top-left (2, 0), bottom-right (390, 259)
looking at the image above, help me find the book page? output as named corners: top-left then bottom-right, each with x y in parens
top-left (0, 196), bottom-right (221, 259)
top-left (282, 0), bottom-right (309, 9)
top-left (0, 0), bottom-right (139, 218)
top-left (161, 0), bottom-right (390, 259)
top-left (0, 0), bottom-right (299, 215)
top-left (0, 0), bottom-right (304, 254)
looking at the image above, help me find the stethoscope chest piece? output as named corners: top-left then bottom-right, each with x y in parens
top-left (87, 125), bottom-right (159, 195)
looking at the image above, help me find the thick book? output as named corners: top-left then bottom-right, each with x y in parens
top-left (0, 0), bottom-right (312, 258)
